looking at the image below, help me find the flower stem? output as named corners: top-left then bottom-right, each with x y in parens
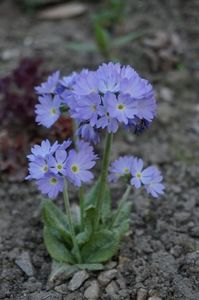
top-left (94, 132), bottom-right (113, 231)
top-left (111, 185), bottom-right (131, 226)
top-left (63, 178), bottom-right (81, 263)
top-left (79, 186), bottom-right (85, 231)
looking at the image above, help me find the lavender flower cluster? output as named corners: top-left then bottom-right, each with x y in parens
top-left (109, 156), bottom-right (164, 198)
top-left (27, 63), bottom-right (164, 199)
top-left (35, 63), bottom-right (156, 143)
top-left (26, 139), bottom-right (97, 198)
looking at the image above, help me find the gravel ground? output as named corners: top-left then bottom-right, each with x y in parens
top-left (0, 0), bottom-right (199, 299)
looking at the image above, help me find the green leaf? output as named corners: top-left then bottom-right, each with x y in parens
top-left (76, 263), bottom-right (104, 271)
top-left (44, 226), bottom-right (75, 264)
top-left (112, 201), bottom-right (131, 226)
top-left (49, 260), bottom-right (78, 282)
top-left (113, 219), bottom-right (130, 238)
top-left (41, 200), bottom-right (72, 246)
top-left (76, 204), bottom-right (95, 246)
top-left (110, 201), bottom-right (132, 238)
top-left (81, 229), bottom-right (119, 263)
top-left (85, 180), bottom-right (111, 225)
top-left (112, 31), bottom-right (146, 48)
top-left (94, 23), bottom-right (110, 57)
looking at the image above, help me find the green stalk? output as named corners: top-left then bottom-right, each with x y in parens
top-left (94, 132), bottom-right (113, 231)
top-left (79, 186), bottom-right (85, 231)
top-left (63, 178), bottom-right (81, 263)
top-left (111, 185), bottom-right (131, 226)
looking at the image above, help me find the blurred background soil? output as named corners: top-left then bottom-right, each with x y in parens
top-left (0, 0), bottom-right (199, 299)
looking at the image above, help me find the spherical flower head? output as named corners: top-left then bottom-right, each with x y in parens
top-left (35, 71), bottom-right (60, 95)
top-left (35, 94), bottom-right (61, 128)
top-left (37, 172), bottom-right (64, 199)
top-left (67, 62), bottom-right (157, 138)
top-left (109, 156), bottom-right (135, 182)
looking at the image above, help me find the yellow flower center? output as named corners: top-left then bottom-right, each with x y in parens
top-left (50, 108), bottom-right (57, 115)
top-left (50, 177), bottom-right (57, 185)
top-left (71, 164), bottom-right (79, 173)
top-left (117, 104), bottom-right (125, 110)
top-left (136, 172), bottom-right (142, 179)
top-left (57, 164), bottom-right (63, 170)
top-left (123, 167), bottom-right (129, 173)
top-left (43, 165), bottom-right (48, 172)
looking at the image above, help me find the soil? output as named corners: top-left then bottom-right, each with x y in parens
top-left (0, 0), bottom-right (199, 299)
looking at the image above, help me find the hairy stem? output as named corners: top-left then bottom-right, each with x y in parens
top-left (94, 132), bottom-right (113, 231)
top-left (63, 178), bottom-right (81, 263)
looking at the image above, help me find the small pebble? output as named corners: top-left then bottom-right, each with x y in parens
top-left (68, 270), bottom-right (89, 291)
top-left (98, 269), bottom-right (118, 286)
top-left (54, 284), bottom-right (68, 294)
top-left (84, 280), bottom-right (100, 300)
top-left (105, 281), bottom-right (119, 298)
top-left (137, 288), bottom-right (148, 300)
top-left (15, 251), bottom-right (34, 277)
top-left (148, 297), bottom-right (162, 300)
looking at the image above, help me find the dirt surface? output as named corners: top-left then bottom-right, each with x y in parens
top-left (0, 0), bottom-right (199, 299)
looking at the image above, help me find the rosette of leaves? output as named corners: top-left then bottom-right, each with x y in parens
top-left (42, 180), bottom-right (131, 278)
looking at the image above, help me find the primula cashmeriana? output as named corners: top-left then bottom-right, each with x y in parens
top-left (35, 62), bottom-right (156, 142)
top-left (27, 62), bottom-right (165, 275)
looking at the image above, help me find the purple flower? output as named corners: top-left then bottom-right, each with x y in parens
top-left (26, 157), bottom-right (49, 180)
top-left (109, 156), bottom-right (135, 182)
top-left (60, 72), bottom-right (77, 89)
top-left (35, 71), bottom-right (60, 95)
top-left (97, 62), bottom-right (121, 93)
top-left (35, 94), bottom-right (61, 128)
top-left (76, 140), bottom-right (98, 161)
top-left (48, 150), bottom-right (67, 175)
top-left (27, 140), bottom-right (59, 161)
top-left (130, 158), bottom-right (154, 188)
top-left (66, 63), bottom-right (157, 137)
top-left (135, 97), bottom-right (156, 122)
top-left (145, 167), bottom-right (165, 198)
top-left (37, 172), bottom-right (64, 199)
top-left (73, 71), bottom-right (98, 96)
top-left (64, 144), bottom-right (97, 187)
top-left (120, 68), bottom-right (153, 99)
top-left (107, 93), bottom-right (137, 124)
top-left (97, 93), bottom-right (119, 133)
top-left (77, 124), bottom-right (100, 144)
top-left (71, 93), bottom-right (101, 126)
top-left (27, 139), bottom-right (70, 162)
